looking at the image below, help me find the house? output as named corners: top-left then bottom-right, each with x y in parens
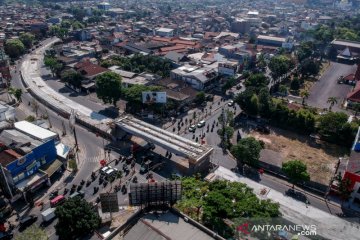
top-left (108, 66), bottom-right (153, 88)
top-left (257, 35), bottom-right (293, 49)
top-left (218, 62), bottom-right (238, 76)
top-left (73, 29), bottom-right (92, 41)
top-left (0, 101), bottom-right (15, 122)
top-left (155, 28), bottom-right (175, 37)
top-left (347, 81), bottom-right (360, 105)
top-left (164, 51), bottom-right (189, 67)
top-left (333, 127), bottom-right (360, 209)
top-left (74, 61), bottom-right (109, 80)
top-left (331, 39), bottom-right (360, 57)
top-left (170, 64), bottom-right (218, 91)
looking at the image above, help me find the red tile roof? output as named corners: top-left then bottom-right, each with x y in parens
top-left (347, 81), bottom-right (360, 103)
top-left (0, 149), bottom-right (22, 166)
top-left (76, 62), bottom-right (109, 77)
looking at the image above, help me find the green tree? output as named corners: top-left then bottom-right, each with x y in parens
top-left (300, 59), bottom-right (320, 77)
top-left (244, 73), bottom-right (269, 90)
top-left (318, 111), bottom-right (347, 142)
top-left (5, 39), bottom-right (25, 58)
top-left (352, 103), bottom-right (360, 117)
top-left (19, 33), bottom-right (35, 49)
top-left (195, 91), bottom-right (206, 104)
top-left (177, 178), bottom-right (280, 239)
top-left (300, 89), bottom-right (310, 105)
top-left (217, 126), bottom-right (234, 149)
top-left (15, 225), bottom-right (48, 240)
top-left (249, 94), bottom-right (260, 115)
top-left (8, 87), bottom-right (22, 102)
top-left (230, 137), bottom-right (263, 167)
top-left (55, 197), bottom-right (100, 240)
top-left (296, 41), bottom-right (314, 62)
top-left (327, 96), bottom-right (338, 111)
top-left (60, 20), bottom-right (72, 29)
top-left (44, 56), bottom-right (63, 76)
top-left (290, 77), bottom-right (300, 91)
top-left (278, 84), bottom-right (288, 97)
top-left (61, 70), bottom-right (83, 88)
top-left (95, 72), bottom-right (122, 106)
top-left (334, 172), bottom-right (353, 202)
top-left (50, 25), bottom-right (68, 39)
top-left (268, 55), bottom-right (293, 83)
top-left (258, 88), bottom-right (272, 118)
top-left (282, 160), bottom-right (310, 189)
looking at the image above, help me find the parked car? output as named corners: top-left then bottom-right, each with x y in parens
top-left (19, 215), bottom-right (38, 230)
top-left (69, 191), bottom-right (85, 199)
top-left (197, 120), bottom-right (206, 128)
top-left (228, 100), bottom-right (234, 107)
top-left (0, 232), bottom-right (13, 240)
top-left (188, 125), bottom-right (196, 132)
top-left (140, 160), bottom-right (154, 174)
top-left (255, 125), bottom-right (270, 134)
top-left (100, 166), bottom-right (111, 175)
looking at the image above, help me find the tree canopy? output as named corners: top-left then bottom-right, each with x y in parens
top-left (61, 70), bottom-right (83, 88)
top-left (268, 55), bottom-right (293, 82)
top-left (231, 137), bottom-right (263, 167)
top-left (55, 197), bottom-right (101, 240)
top-left (244, 73), bottom-right (269, 90)
top-left (5, 39), bottom-right (25, 58)
top-left (95, 72), bottom-right (122, 106)
top-left (19, 33), bottom-right (35, 49)
top-left (15, 225), bottom-right (48, 240)
top-left (282, 160), bottom-right (310, 188)
top-left (176, 177), bottom-right (280, 239)
top-left (44, 56), bottom-right (63, 76)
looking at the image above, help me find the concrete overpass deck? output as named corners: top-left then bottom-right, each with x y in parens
top-left (117, 116), bottom-right (213, 163)
top-left (20, 38), bottom-right (213, 164)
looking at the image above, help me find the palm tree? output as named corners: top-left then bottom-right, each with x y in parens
top-left (300, 90), bottom-right (310, 105)
top-left (327, 97), bottom-right (338, 111)
top-left (8, 87), bottom-right (22, 103)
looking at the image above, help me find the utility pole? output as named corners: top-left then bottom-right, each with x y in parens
top-left (69, 109), bottom-right (78, 150)
top-left (45, 109), bottom-right (52, 128)
top-left (61, 120), bottom-right (67, 136)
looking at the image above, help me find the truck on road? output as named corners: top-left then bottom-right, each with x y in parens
top-left (41, 208), bottom-right (56, 222)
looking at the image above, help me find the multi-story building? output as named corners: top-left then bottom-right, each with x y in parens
top-left (0, 121), bottom-right (61, 201)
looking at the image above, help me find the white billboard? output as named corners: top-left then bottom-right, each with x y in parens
top-left (142, 92), bottom-right (167, 104)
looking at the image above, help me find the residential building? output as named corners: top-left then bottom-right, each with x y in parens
top-left (218, 62), bottom-right (238, 76)
top-left (257, 35), bottom-right (293, 49)
top-left (0, 128), bottom-right (58, 200)
top-left (231, 18), bottom-right (251, 34)
top-left (0, 101), bottom-right (15, 122)
top-left (155, 28), bottom-right (175, 37)
top-left (331, 39), bottom-right (360, 57)
top-left (97, 2), bottom-right (111, 11)
top-left (170, 64), bottom-right (218, 91)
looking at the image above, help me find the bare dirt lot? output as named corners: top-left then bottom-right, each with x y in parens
top-left (250, 128), bottom-right (349, 185)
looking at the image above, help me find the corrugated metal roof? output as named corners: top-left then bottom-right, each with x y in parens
top-left (14, 121), bottom-right (57, 141)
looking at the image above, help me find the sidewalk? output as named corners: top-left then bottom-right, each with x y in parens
top-left (211, 166), bottom-right (360, 240)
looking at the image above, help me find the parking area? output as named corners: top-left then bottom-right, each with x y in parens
top-left (307, 62), bottom-right (357, 112)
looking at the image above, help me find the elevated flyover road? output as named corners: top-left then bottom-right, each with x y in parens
top-left (20, 38), bottom-right (213, 165)
top-left (116, 115), bottom-right (213, 163)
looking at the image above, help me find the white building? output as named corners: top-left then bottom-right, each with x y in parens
top-left (170, 64), bottom-right (218, 90)
top-left (155, 28), bottom-right (175, 37)
top-left (0, 101), bottom-right (15, 122)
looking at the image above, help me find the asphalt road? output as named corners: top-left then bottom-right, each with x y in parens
top-left (11, 38), bottom-right (354, 237)
top-left (307, 62), bottom-right (357, 112)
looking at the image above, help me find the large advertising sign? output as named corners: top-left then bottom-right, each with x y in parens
top-left (142, 92), bottom-right (167, 104)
